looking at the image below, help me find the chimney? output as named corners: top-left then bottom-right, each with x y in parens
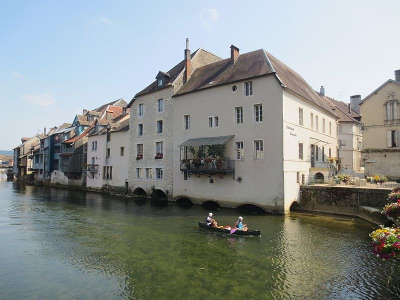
top-left (184, 38), bottom-right (192, 83)
top-left (230, 45), bottom-right (239, 64)
top-left (319, 86), bottom-right (325, 96)
top-left (83, 109), bottom-right (88, 115)
top-left (395, 69), bottom-right (400, 82)
top-left (44, 127), bottom-right (46, 136)
top-left (348, 103), bottom-right (351, 113)
top-left (350, 95), bottom-right (362, 114)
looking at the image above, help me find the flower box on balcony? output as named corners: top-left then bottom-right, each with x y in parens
top-left (136, 154), bottom-right (143, 160)
top-left (155, 153), bottom-right (163, 159)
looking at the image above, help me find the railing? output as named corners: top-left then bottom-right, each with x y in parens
top-left (180, 159), bottom-right (234, 175)
top-left (87, 164), bottom-right (99, 172)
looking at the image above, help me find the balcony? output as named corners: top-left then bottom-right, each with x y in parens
top-left (180, 159), bottom-right (234, 175)
top-left (87, 164), bottom-right (99, 172)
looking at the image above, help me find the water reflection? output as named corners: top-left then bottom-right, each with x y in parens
top-left (1, 182), bottom-right (400, 299)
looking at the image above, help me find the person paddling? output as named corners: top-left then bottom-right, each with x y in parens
top-left (234, 216), bottom-right (248, 231)
top-left (206, 212), bottom-right (218, 227)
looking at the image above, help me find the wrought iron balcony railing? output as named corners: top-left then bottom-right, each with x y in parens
top-left (180, 159), bottom-right (234, 175)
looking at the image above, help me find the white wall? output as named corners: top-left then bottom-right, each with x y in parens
top-left (87, 134), bottom-right (106, 188)
top-left (108, 130), bottom-right (129, 187)
top-left (172, 76), bottom-right (285, 211)
top-left (282, 90), bottom-right (338, 210)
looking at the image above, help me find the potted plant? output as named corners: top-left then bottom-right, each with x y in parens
top-left (136, 154), bottom-right (143, 160)
top-left (155, 153), bottom-right (163, 159)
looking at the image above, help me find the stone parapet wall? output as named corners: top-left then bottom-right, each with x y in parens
top-left (298, 185), bottom-right (392, 224)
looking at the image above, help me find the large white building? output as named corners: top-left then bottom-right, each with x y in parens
top-left (170, 46), bottom-right (338, 212)
top-left (127, 40), bottom-right (220, 199)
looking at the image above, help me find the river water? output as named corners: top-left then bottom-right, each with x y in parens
top-left (0, 182), bottom-right (399, 299)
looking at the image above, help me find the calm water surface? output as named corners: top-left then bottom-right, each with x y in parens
top-left (0, 182), bottom-right (399, 299)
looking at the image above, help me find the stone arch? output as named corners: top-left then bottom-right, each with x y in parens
top-left (175, 197), bottom-right (193, 208)
top-left (133, 187), bottom-right (147, 197)
top-left (314, 172), bottom-right (324, 183)
top-left (201, 200), bottom-right (220, 210)
top-left (151, 189), bottom-right (168, 206)
top-left (289, 201), bottom-right (300, 212)
top-left (237, 204), bottom-right (266, 215)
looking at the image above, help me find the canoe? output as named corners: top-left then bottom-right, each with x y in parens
top-left (198, 222), bottom-right (261, 237)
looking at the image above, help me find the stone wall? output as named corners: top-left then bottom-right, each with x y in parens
top-left (298, 185), bottom-right (392, 224)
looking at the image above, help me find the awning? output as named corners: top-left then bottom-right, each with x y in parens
top-left (180, 135), bottom-right (234, 147)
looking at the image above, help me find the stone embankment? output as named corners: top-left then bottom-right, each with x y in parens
top-left (297, 185), bottom-right (392, 225)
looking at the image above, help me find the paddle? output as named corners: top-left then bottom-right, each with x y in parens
top-left (230, 228), bottom-right (237, 234)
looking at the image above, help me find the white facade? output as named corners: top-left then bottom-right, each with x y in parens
top-left (338, 122), bottom-right (362, 173)
top-left (87, 128), bottom-right (130, 189)
top-left (172, 77), bottom-right (338, 212)
top-left (128, 88), bottom-right (174, 197)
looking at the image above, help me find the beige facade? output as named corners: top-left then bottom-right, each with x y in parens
top-left (338, 122), bottom-right (362, 173)
top-left (361, 79), bottom-right (400, 179)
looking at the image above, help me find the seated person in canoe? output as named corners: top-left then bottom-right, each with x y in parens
top-left (206, 213), bottom-right (218, 227)
top-left (234, 216), bottom-right (248, 231)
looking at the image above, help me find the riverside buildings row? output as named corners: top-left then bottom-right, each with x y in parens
top-left (13, 40), bottom-right (400, 213)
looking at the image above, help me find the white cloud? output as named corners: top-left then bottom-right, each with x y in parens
top-left (98, 17), bottom-right (112, 25)
top-left (23, 94), bottom-right (55, 107)
top-left (11, 72), bottom-right (23, 79)
top-left (200, 8), bottom-right (219, 29)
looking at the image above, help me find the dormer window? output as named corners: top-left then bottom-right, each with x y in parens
top-left (157, 79), bottom-right (163, 87)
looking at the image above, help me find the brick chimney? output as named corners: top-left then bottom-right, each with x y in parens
top-left (395, 69), bottom-right (400, 82)
top-left (230, 45), bottom-right (239, 63)
top-left (184, 38), bottom-right (192, 83)
top-left (319, 86), bottom-right (325, 96)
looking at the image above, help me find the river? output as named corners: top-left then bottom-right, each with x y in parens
top-left (0, 182), bottom-right (399, 299)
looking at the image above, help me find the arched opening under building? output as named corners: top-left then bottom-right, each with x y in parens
top-left (289, 201), bottom-right (300, 212)
top-left (237, 204), bottom-right (266, 215)
top-left (314, 172), bottom-right (324, 183)
top-left (133, 187), bottom-right (147, 197)
top-left (151, 189), bottom-right (168, 207)
top-left (176, 197), bottom-right (193, 208)
top-left (201, 200), bottom-right (220, 210)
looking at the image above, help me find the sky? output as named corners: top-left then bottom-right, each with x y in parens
top-left (1, 0), bottom-right (399, 150)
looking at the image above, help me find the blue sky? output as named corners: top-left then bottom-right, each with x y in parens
top-left (1, 0), bottom-right (399, 150)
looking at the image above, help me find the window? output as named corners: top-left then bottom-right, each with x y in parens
top-left (386, 101), bottom-right (398, 121)
top-left (156, 168), bottom-right (163, 180)
top-left (136, 168), bottom-right (142, 178)
top-left (146, 168), bottom-right (153, 179)
top-left (322, 119), bottom-right (326, 133)
top-left (244, 81), bottom-right (253, 96)
top-left (107, 131), bottom-right (111, 142)
top-left (236, 141), bottom-right (244, 160)
top-left (387, 130), bottom-right (400, 148)
top-left (184, 115), bottom-right (190, 130)
top-left (254, 140), bottom-right (264, 159)
top-left (137, 144), bottom-right (143, 157)
top-left (158, 99), bottom-right (164, 112)
top-left (297, 172), bottom-right (300, 183)
top-left (106, 148), bottom-right (110, 158)
top-left (299, 108), bottom-right (304, 126)
top-left (310, 113), bottom-right (314, 129)
top-left (157, 79), bottom-right (163, 87)
top-left (302, 174), bottom-right (305, 185)
top-left (157, 120), bottom-right (163, 133)
top-left (322, 147), bottom-right (325, 162)
top-left (235, 107), bottom-right (243, 124)
top-left (315, 115), bottom-right (319, 131)
top-left (299, 143), bottom-right (303, 160)
top-left (329, 148), bottom-right (332, 158)
top-left (103, 166), bottom-right (112, 180)
top-left (91, 157), bottom-right (95, 165)
top-left (120, 147), bottom-right (124, 156)
top-left (208, 116), bottom-right (219, 128)
top-left (109, 166), bottom-right (112, 180)
top-left (103, 166), bottom-right (106, 179)
top-left (138, 104), bottom-right (144, 117)
top-left (156, 141), bottom-right (163, 155)
top-left (138, 124), bottom-right (143, 136)
top-left (254, 104), bottom-right (263, 122)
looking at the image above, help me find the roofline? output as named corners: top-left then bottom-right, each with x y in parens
top-left (360, 79), bottom-right (400, 105)
top-left (173, 73), bottom-right (276, 98)
top-left (134, 83), bottom-right (173, 98)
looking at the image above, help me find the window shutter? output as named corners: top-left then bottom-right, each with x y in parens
top-left (387, 131), bottom-right (392, 147)
top-left (394, 101), bottom-right (398, 120)
top-left (396, 130), bottom-right (400, 147)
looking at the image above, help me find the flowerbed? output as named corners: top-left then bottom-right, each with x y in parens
top-left (370, 227), bottom-right (400, 259)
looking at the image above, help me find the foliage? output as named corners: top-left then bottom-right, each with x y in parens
top-left (366, 175), bottom-right (388, 184)
top-left (207, 144), bottom-right (225, 159)
top-left (370, 187), bottom-right (400, 260)
top-left (370, 226), bottom-right (400, 259)
top-left (335, 174), bottom-right (351, 184)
